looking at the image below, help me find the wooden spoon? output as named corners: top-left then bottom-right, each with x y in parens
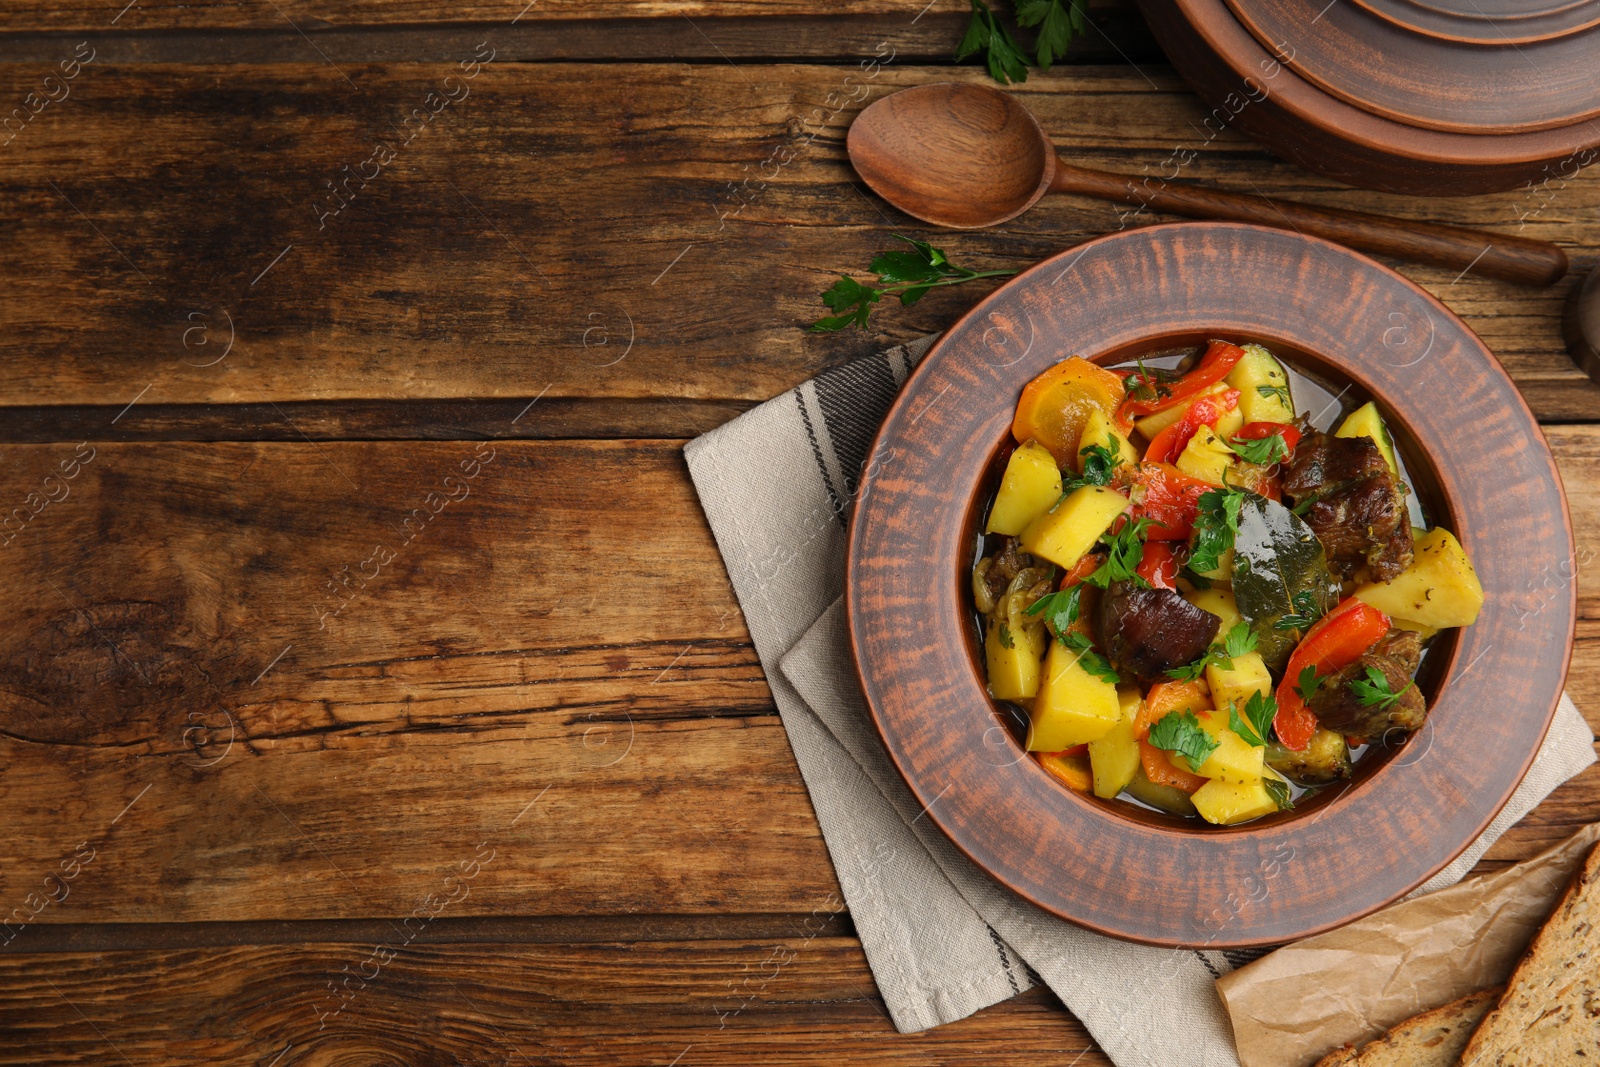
top-left (847, 82), bottom-right (1568, 287)
top-left (1563, 268), bottom-right (1600, 383)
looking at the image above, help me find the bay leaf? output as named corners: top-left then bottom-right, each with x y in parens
top-left (1232, 494), bottom-right (1343, 673)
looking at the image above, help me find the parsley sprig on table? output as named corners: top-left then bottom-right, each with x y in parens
top-left (1147, 710), bottom-right (1220, 771)
top-left (956, 0), bottom-right (1088, 84)
top-left (809, 236), bottom-right (1018, 332)
top-left (1350, 666), bottom-right (1415, 710)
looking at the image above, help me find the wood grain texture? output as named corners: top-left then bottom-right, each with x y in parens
top-left (848, 223), bottom-right (1575, 946)
top-left (0, 939), bottom-right (1105, 1066)
top-left (0, 62), bottom-right (1596, 417)
top-left (0, 433), bottom-right (1590, 930)
top-left (0, 440), bottom-right (832, 923)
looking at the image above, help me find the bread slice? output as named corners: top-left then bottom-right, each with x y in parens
top-left (1460, 842), bottom-right (1600, 1066)
top-left (1309, 989), bottom-right (1501, 1067)
top-left (1354, 987), bottom-right (1500, 1065)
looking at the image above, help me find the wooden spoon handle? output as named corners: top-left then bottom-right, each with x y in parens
top-left (1051, 161), bottom-right (1568, 286)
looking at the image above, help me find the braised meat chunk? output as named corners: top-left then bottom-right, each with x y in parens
top-left (1308, 628), bottom-right (1427, 739)
top-left (1098, 580), bottom-right (1220, 684)
top-left (1283, 430), bottom-right (1414, 581)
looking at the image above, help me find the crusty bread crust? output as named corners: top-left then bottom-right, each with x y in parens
top-left (1459, 843), bottom-right (1600, 1067)
top-left (1354, 987), bottom-right (1500, 1066)
top-left (1312, 1044), bottom-right (1358, 1067)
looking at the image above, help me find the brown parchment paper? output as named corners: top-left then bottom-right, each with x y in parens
top-left (1216, 822), bottom-right (1600, 1067)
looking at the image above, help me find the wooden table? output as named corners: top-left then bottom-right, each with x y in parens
top-left (0, 3), bottom-right (1595, 1063)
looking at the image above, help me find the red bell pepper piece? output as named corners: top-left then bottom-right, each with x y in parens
top-left (1136, 541), bottom-right (1179, 589)
top-left (1117, 463), bottom-right (1212, 541)
top-left (1273, 597), bottom-right (1392, 750)
top-left (1142, 388), bottom-right (1241, 464)
top-left (1119, 340), bottom-right (1248, 421)
top-left (1232, 421), bottom-right (1302, 453)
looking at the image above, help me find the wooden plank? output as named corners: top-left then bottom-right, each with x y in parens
top-left (0, 435), bottom-right (1593, 926)
top-left (0, 939), bottom-right (1105, 1067)
top-left (0, 9), bottom-right (1160, 65)
top-left (1, 62), bottom-right (1596, 418)
top-left (3, 0), bottom-right (972, 31)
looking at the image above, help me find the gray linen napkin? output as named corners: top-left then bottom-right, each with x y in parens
top-left (682, 338), bottom-right (1596, 1063)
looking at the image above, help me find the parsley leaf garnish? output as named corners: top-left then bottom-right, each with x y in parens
top-left (1086, 516), bottom-right (1156, 589)
top-left (1256, 384), bottom-right (1291, 406)
top-left (1122, 359), bottom-right (1176, 405)
top-left (1226, 432), bottom-right (1290, 466)
top-left (997, 622), bottom-right (1015, 649)
top-left (1228, 690), bottom-right (1278, 748)
top-left (1188, 487), bottom-right (1245, 575)
top-left (1222, 621), bottom-right (1259, 661)
top-left (1295, 665), bottom-right (1322, 703)
top-left (1349, 666), bottom-right (1415, 710)
top-left (809, 235), bottom-right (1018, 331)
top-left (1024, 585), bottom-right (1082, 636)
top-left (1147, 710), bottom-right (1220, 772)
top-left (1062, 632), bottom-right (1122, 684)
top-left (1263, 773), bottom-right (1294, 811)
top-left (1165, 622), bottom-right (1259, 681)
top-left (1064, 441), bottom-right (1119, 492)
top-left (1014, 0), bottom-right (1087, 69)
top-left (1273, 590), bottom-right (1327, 631)
top-left (956, 0), bottom-right (1031, 84)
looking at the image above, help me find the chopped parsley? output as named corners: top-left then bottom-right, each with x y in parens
top-left (997, 622), bottom-right (1015, 649)
top-left (1226, 432), bottom-right (1290, 466)
top-left (1165, 621), bottom-right (1259, 681)
top-left (1062, 632), bottom-right (1122, 684)
top-left (1085, 516), bottom-right (1157, 590)
top-left (1123, 359), bottom-right (1175, 405)
top-left (1147, 710), bottom-right (1220, 772)
top-left (1350, 666), bottom-right (1415, 710)
top-left (1063, 440), bottom-right (1119, 493)
top-left (1256, 384), bottom-right (1291, 405)
top-left (1024, 585), bottom-right (1082, 636)
top-left (1188, 487), bottom-right (1245, 575)
top-left (1294, 665), bottom-right (1322, 703)
top-left (1274, 590), bottom-right (1327, 631)
top-left (1228, 690), bottom-right (1278, 748)
top-left (1263, 774), bottom-right (1294, 811)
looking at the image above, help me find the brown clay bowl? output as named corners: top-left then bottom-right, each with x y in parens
top-left (1136, 0), bottom-right (1600, 195)
top-left (845, 221), bottom-right (1574, 947)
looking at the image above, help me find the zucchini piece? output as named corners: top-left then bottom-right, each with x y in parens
top-left (1124, 766), bottom-right (1198, 817)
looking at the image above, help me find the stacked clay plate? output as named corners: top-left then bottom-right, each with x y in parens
top-left (1136, 0), bottom-right (1600, 194)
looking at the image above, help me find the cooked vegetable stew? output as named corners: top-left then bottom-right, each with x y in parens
top-left (973, 341), bottom-right (1483, 825)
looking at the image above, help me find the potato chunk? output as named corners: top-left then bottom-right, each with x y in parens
top-left (1076, 407), bottom-right (1139, 471)
top-left (1353, 527), bottom-right (1483, 629)
top-left (1225, 343), bottom-right (1294, 424)
top-left (1174, 709), bottom-right (1265, 783)
top-left (986, 440), bottom-right (1063, 536)
top-left (1192, 775), bottom-right (1278, 825)
top-left (1175, 424), bottom-right (1236, 487)
top-left (1205, 651), bottom-right (1272, 718)
top-left (1335, 401), bottom-right (1400, 479)
top-left (1020, 485), bottom-right (1128, 571)
top-left (1185, 586), bottom-right (1241, 634)
top-left (1088, 686), bottom-right (1143, 799)
top-left (1026, 639), bottom-right (1122, 751)
top-left (985, 615), bottom-right (1046, 701)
